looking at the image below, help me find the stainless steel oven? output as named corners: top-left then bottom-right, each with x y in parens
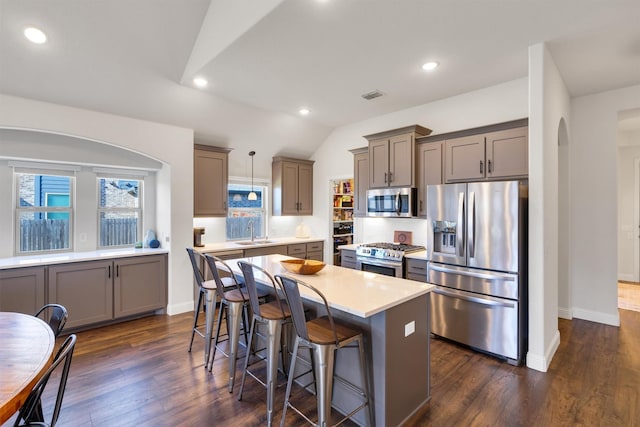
top-left (354, 242), bottom-right (425, 278)
top-left (355, 257), bottom-right (403, 277)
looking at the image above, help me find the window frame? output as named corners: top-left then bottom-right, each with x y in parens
top-left (226, 178), bottom-right (269, 241)
top-left (96, 176), bottom-right (144, 248)
top-left (14, 170), bottom-right (75, 255)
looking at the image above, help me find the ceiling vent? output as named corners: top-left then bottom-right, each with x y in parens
top-left (361, 90), bottom-right (384, 100)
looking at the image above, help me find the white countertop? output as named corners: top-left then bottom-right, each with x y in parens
top-left (194, 236), bottom-right (324, 253)
top-left (226, 254), bottom-right (434, 318)
top-left (405, 250), bottom-right (427, 260)
top-left (0, 248), bottom-right (168, 270)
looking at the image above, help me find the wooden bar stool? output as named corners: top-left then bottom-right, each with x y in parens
top-left (276, 274), bottom-right (372, 427)
top-left (236, 261), bottom-right (292, 427)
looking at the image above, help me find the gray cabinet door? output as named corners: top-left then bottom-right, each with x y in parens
top-left (368, 138), bottom-right (389, 188)
top-left (485, 127), bottom-right (528, 179)
top-left (388, 133), bottom-right (415, 187)
top-left (114, 255), bottom-right (167, 318)
top-left (416, 142), bottom-right (443, 217)
top-left (297, 162), bottom-right (313, 215)
top-left (0, 267), bottom-right (45, 314)
top-left (244, 245), bottom-right (288, 257)
top-left (280, 161), bottom-right (300, 215)
top-left (48, 260), bottom-right (113, 329)
top-left (194, 148), bottom-right (228, 217)
top-left (353, 149), bottom-right (369, 217)
top-left (444, 134), bottom-right (486, 182)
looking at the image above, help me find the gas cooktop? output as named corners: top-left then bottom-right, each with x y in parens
top-left (356, 242), bottom-right (425, 262)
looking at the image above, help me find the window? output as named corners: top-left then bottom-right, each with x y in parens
top-left (227, 183), bottom-right (267, 240)
top-left (98, 177), bottom-right (142, 247)
top-left (16, 172), bottom-right (74, 254)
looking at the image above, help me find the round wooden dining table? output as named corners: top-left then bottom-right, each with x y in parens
top-left (0, 312), bottom-right (55, 424)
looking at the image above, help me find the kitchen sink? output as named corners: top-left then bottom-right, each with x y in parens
top-left (235, 240), bottom-right (275, 246)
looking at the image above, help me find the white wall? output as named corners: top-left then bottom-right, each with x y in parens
top-left (570, 84), bottom-right (640, 325)
top-left (0, 94), bottom-right (195, 315)
top-left (617, 131), bottom-right (640, 281)
top-left (308, 78), bottom-right (530, 261)
top-left (526, 43), bottom-right (570, 371)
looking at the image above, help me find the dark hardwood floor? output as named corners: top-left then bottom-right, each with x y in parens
top-left (4, 308), bottom-right (638, 426)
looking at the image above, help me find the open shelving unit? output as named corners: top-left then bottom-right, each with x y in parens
top-left (331, 178), bottom-right (354, 265)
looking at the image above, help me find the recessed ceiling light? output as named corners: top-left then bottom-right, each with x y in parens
top-left (193, 77), bottom-right (208, 88)
top-left (24, 27), bottom-right (47, 44)
top-left (421, 61), bottom-right (439, 71)
top-left (299, 108), bottom-right (310, 116)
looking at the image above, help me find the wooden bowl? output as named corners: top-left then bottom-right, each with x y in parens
top-left (280, 259), bottom-right (326, 275)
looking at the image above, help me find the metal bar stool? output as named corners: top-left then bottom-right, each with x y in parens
top-left (203, 254), bottom-right (268, 392)
top-left (276, 274), bottom-right (372, 427)
top-left (186, 248), bottom-right (219, 365)
top-left (237, 261), bottom-right (293, 427)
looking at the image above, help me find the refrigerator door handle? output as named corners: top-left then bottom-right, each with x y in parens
top-left (433, 287), bottom-right (516, 309)
top-left (456, 192), bottom-right (465, 257)
top-left (429, 263), bottom-right (516, 282)
top-left (468, 191), bottom-right (476, 258)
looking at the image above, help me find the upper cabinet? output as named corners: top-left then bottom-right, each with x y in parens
top-left (443, 123), bottom-right (528, 183)
top-left (416, 141), bottom-right (443, 217)
top-left (272, 157), bottom-right (314, 216)
top-left (194, 145), bottom-right (231, 217)
top-left (364, 125), bottom-right (432, 188)
top-left (350, 147), bottom-right (369, 217)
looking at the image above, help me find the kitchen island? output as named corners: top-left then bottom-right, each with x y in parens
top-left (225, 254), bottom-right (434, 426)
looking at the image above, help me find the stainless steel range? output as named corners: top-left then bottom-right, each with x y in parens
top-left (355, 242), bottom-right (425, 277)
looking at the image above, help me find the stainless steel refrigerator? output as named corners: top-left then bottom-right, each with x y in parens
top-left (426, 180), bottom-right (527, 364)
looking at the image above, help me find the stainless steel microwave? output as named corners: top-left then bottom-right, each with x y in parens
top-left (366, 187), bottom-right (417, 217)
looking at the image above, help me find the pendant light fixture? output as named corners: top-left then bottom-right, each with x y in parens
top-left (248, 151), bottom-right (257, 201)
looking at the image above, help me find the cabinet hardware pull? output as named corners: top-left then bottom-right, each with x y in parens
top-left (384, 172), bottom-right (387, 183)
top-left (480, 160), bottom-right (484, 174)
top-left (420, 200), bottom-right (423, 212)
top-left (389, 172), bottom-right (393, 182)
top-left (108, 265), bottom-right (111, 278)
top-left (488, 159), bottom-right (492, 173)
top-left (116, 265), bottom-right (119, 277)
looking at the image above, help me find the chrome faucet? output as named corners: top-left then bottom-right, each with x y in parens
top-left (247, 219), bottom-right (255, 243)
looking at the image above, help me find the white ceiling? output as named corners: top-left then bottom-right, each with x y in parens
top-left (1, 0), bottom-right (639, 136)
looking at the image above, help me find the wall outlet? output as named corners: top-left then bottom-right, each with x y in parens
top-left (404, 320), bottom-right (415, 337)
top-left (165, 235), bottom-right (170, 243)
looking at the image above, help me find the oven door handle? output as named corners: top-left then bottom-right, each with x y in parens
top-left (428, 264), bottom-right (516, 282)
top-left (357, 257), bottom-right (402, 269)
top-left (433, 287), bottom-right (515, 308)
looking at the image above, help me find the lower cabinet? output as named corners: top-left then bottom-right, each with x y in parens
top-left (48, 254), bottom-right (167, 330)
top-left (405, 258), bottom-right (428, 282)
top-left (0, 266), bottom-right (46, 314)
top-left (287, 241), bottom-right (324, 261)
top-left (340, 249), bottom-right (357, 269)
top-left (244, 245), bottom-right (288, 257)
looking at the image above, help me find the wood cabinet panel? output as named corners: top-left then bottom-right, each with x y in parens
top-left (352, 148), bottom-right (369, 217)
top-left (405, 258), bottom-right (428, 282)
top-left (287, 243), bottom-right (306, 257)
top-left (244, 245), bottom-right (288, 257)
top-left (444, 135), bottom-right (486, 182)
top-left (388, 133), bottom-right (415, 187)
top-left (0, 267), bottom-right (45, 314)
top-left (486, 127), bottom-right (528, 179)
top-left (194, 146), bottom-right (229, 217)
top-left (340, 249), bottom-right (357, 269)
top-left (114, 255), bottom-right (167, 319)
top-left (369, 138), bottom-right (390, 188)
top-left (48, 260), bottom-right (113, 329)
top-left (272, 157), bottom-right (314, 216)
top-left (416, 142), bottom-right (443, 217)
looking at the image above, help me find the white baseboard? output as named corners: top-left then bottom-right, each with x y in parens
top-left (526, 329), bottom-right (560, 372)
top-left (558, 307), bottom-right (572, 319)
top-left (572, 307), bottom-right (620, 327)
top-left (618, 273), bottom-right (635, 282)
top-left (167, 301), bottom-right (194, 316)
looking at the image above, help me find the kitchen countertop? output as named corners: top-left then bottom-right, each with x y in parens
top-left (0, 248), bottom-right (169, 270)
top-left (227, 253), bottom-right (434, 318)
top-left (405, 250), bottom-right (428, 260)
top-left (194, 236), bottom-right (324, 253)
